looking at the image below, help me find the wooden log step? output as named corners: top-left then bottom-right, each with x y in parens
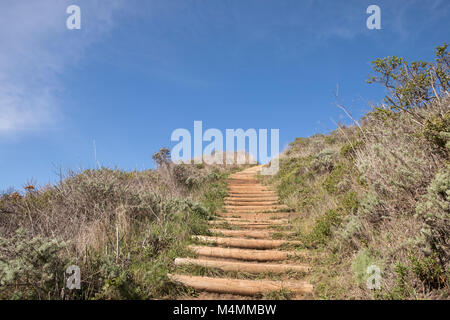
top-left (210, 220), bottom-right (270, 225)
top-left (175, 258), bottom-right (310, 273)
top-left (226, 195), bottom-right (277, 198)
top-left (216, 212), bottom-right (293, 219)
top-left (227, 185), bottom-right (274, 192)
top-left (168, 274), bottom-right (313, 296)
top-left (189, 245), bottom-right (305, 261)
top-left (225, 193), bottom-right (278, 197)
top-left (209, 221), bottom-right (281, 229)
top-left (225, 197), bottom-right (279, 202)
top-left (215, 217), bottom-right (287, 224)
top-left (225, 198), bottom-right (279, 203)
top-left (224, 202), bottom-right (279, 207)
top-left (227, 182), bottom-right (259, 184)
top-left (224, 205), bottom-right (287, 211)
top-left (223, 209), bottom-right (290, 214)
top-left (227, 191), bottom-right (273, 195)
top-left (227, 185), bottom-right (271, 189)
top-left (210, 228), bottom-right (273, 239)
top-left (193, 236), bottom-right (302, 249)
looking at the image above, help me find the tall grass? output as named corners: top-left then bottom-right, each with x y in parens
top-left (263, 45), bottom-right (449, 299)
top-left (0, 157), bottom-right (242, 299)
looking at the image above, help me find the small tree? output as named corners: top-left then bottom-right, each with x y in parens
top-left (367, 44), bottom-right (449, 111)
top-left (152, 148), bottom-right (171, 168)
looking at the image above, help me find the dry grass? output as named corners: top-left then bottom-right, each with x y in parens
top-left (0, 157), bottom-right (246, 299)
top-left (262, 96), bottom-right (450, 300)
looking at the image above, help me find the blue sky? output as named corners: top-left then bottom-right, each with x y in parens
top-left (0, 0), bottom-right (449, 190)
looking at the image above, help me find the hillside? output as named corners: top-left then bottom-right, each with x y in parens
top-left (261, 45), bottom-right (450, 299)
top-left (0, 44), bottom-right (448, 300)
top-left (0, 152), bottom-right (248, 299)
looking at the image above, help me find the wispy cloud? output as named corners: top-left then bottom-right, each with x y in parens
top-left (1, 0), bottom-right (447, 137)
top-left (0, 0), bottom-right (124, 135)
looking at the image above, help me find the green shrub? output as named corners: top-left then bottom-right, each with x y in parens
top-left (421, 111), bottom-right (450, 150)
top-left (322, 162), bottom-right (351, 195)
top-left (409, 254), bottom-right (448, 291)
top-left (172, 164), bottom-right (207, 189)
top-left (337, 215), bottom-right (364, 247)
top-left (200, 173), bottom-right (228, 214)
top-left (341, 191), bottom-right (360, 214)
top-left (340, 140), bottom-right (364, 159)
top-left (276, 156), bottom-right (313, 201)
top-left (388, 263), bottom-right (412, 299)
top-left (0, 230), bottom-right (68, 299)
top-left (415, 165), bottom-right (450, 266)
top-left (357, 189), bottom-right (386, 224)
top-left (324, 136), bottom-right (336, 145)
top-left (301, 209), bottom-right (341, 246)
top-left (311, 148), bottom-right (336, 173)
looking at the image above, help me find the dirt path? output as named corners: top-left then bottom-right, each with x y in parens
top-left (170, 165), bottom-right (313, 299)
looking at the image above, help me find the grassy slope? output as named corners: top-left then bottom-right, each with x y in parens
top-left (0, 162), bottom-right (242, 299)
top-left (262, 98), bottom-right (449, 299)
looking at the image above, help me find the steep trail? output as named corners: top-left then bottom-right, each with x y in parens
top-left (170, 165), bottom-right (313, 299)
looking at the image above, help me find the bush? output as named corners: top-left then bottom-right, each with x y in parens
top-left (322, 162), bottom-right (351, 195)
top-left (421, 111), bottom-right (450, 150)
top-left (340, 140), bottom-right (364, 159)
top-left (409, 254), bottom-right (448, 291)
top-left (301, 209), bottom-right (341, 247)
top-left (341, 191), bottom-right (360, 214)
top-left (357, 189), bottom-right (387, 224)
top-left (415, 165), bottom-right (450, 267)
top-left (275, 156), bottom-right (313, 201)
top-left (0, 230), bottom-right (68, 299)
top-left (337, 215), bottom-right (365, 248)
top-left (311, 148), bottom-right (336, 173)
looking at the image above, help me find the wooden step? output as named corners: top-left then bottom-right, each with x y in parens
top-left (225, 205), bottom-right (287, 210)
top-left (193, 236), bottom-right (302, 249)
top-left (225, 198), bottom-right (279, 203)
top-left (225, 197), bottom-right (279, 202)
top-left (227, 186), bottom-right (271, 189)
top-left (215, 218), bottom-right (287, 224)
top-left (189, 245), bottom-right (305, 261)
top-left (168, 274), bottom-right (313, 296)
top-left (175, 258), bottom-right (310, 273)
top-left (209, 221), bottom-right (281, 229)
top-left (224, 201), bottom-right (279, 206)
top-left (227, 182), bottom-right (261, 185)
top-left (228, 185), bottom-right (271, 189)
top-left (227, 186), bottom-right (265, 189)
top-left (224, 209), bottom-right (289, 214)
top-left (216, 212), bottom-right (293, 219)
top-left (226, 193), bottom-right (277, 197)
top-left (226, 193), bottom-right (278, 197)
top-left (170, 165), bottom-right (314, 300)
top-left (210, 229), bottom-right (274, 239)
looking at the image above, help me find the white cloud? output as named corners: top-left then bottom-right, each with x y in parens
top-left (0, 0), bottom-right (124, 135)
